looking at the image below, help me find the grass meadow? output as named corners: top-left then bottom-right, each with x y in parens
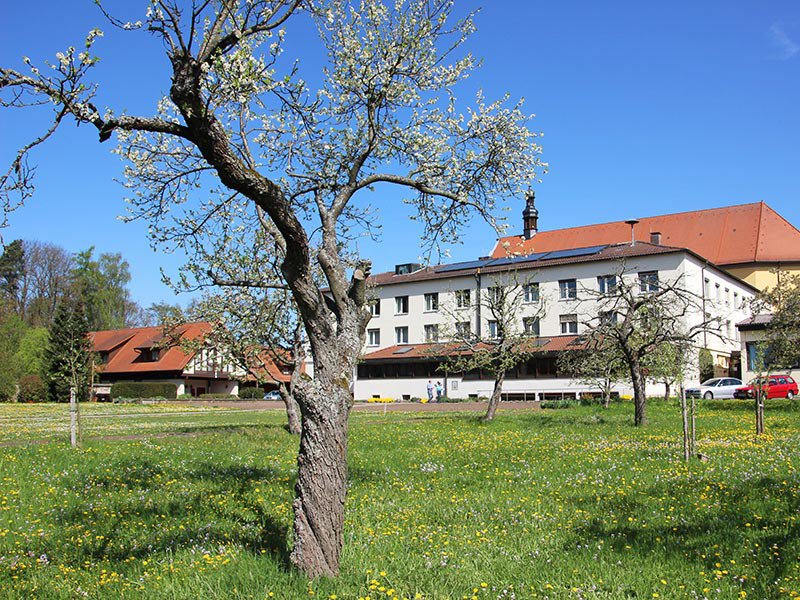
top-left (0, 400), bottom-right (799, 599)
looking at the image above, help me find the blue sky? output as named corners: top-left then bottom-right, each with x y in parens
top-left (2, 0), bottom-right (799, 308)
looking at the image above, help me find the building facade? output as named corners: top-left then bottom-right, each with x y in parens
top-left (90, 323), bottom-right (243, 399)
top-left (353, 242), bottom-right (756, 401)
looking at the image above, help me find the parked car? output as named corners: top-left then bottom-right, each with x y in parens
top-left (685, 377), bottom-right (743, 399)
top-left (263, 390), bottom-right (283, 401)
top-left (733, 375), bottom-right (798, 399)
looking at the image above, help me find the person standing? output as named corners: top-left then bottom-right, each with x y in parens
top-left (435, 381), bottom-right (443, 402)
top-left (426, 380), bottom-right (434, 403)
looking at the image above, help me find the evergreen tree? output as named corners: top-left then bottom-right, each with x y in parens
top-left (46, 297), bottom-right (91, 403)
top-left (0, 240), bottom-right (24, 301)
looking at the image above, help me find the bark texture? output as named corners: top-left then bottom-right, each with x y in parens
top-left (630, 359), bottom-right (647, 426)
top-left (484, 370), bottom-right (506, 422)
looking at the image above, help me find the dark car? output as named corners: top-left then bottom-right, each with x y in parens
top-left (734, 375), bottom-right (798, 399)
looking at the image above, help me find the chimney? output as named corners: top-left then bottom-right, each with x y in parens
top-left (650, 231), bottom-right (661, 245)
top-left (522, 190), bottom-right (539, 240)
top-left (624, 219), bottom-right (639, 246)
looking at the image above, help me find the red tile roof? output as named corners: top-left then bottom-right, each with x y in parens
top-left (491, 202), bottom-right (800, 266)
top-left (246, 349), bottom-right (298, 384)
top-left (362, 336), bottom-right (583, 361)
top-left (90, 322), bottom-right (212, 375)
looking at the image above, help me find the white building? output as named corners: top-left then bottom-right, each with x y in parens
top-left (354, 241), bottom-right (756, 401)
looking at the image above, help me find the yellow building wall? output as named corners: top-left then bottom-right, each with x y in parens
top-left (724, 263), bottom-right (800, 292)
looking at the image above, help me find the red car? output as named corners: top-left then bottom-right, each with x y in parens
top-left (734, 375), bottom-right (798, 399)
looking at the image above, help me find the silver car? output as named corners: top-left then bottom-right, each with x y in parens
top-left (685, 377), bottom-right (743, 399)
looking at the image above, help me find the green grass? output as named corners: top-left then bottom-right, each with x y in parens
top-left (1, 401), bottom-right (799, 599)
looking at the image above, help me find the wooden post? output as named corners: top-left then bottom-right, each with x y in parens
top-left (680, 386), bottom-right (690, 462)
top-left (690, 395), bottom-right (696, 456)
top-left (69, 387), bottom-right (81, 448)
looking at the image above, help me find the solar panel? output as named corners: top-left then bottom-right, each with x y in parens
top-left (436, 260), bottom-right (492, 273)
top-left (541, 245), bottom-right (607, 260)
top-left (393, 346), bottom-right (415, 354)
top-left (489, 252), bottom-right (550, 268)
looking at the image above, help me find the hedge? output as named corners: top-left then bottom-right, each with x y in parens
top-left (198, 393), bottom-right (238, 399)
top-left (238, 387), bottom-right (265, 399)
top-left (110, 381), bottom-right (177, 400)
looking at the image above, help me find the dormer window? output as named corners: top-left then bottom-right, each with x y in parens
top-left (98, 351), bottom-right (109, 364)
top-left (141, 348), bottom-right (160, 362)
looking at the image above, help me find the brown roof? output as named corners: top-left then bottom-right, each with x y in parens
top-left (89, 322), bottom-right (212, 375)
top-left (491, 202), bottom-right (800, 267)
top-left (246, 349), bottom-right (299, 384)
top-left (737, 314), bottom-right (773, 331)
top-left (371, 242), bottom-right (689, 288)
top-left (362, 335), bottom-right (583, 361)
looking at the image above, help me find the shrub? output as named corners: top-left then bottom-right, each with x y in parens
top-left (199, 393), bottom-right (238, 399)
top-left (366, 397), bottom-right (394, 403)
top-left (699, 349), bottom-right (714, 382)
top-left (110, 381), bottom-right (177, 400)
top-left (438, 395), bottom-right (469, 403)
top-left (177, 393), bottom-right (194, 399)
top-left (18, 375), bottom-right (47, 403)
top-left (238, 386), bottom-right (265, 399)
top-left (541, 399), bottom-right (579, 409)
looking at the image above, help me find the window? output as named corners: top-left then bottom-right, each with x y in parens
top-left (455, 321), bottom-right (471, 338)
top-left (395, 295), bottom-right (409, 315)
top-left (523, 317), bottom-right (540, 336)
top-left (369, 299), bottom-right (381, 317)
top-left (726, 320), bottom-right (732, 340)
top-left (559, 279), bottom-right (577, 300)
top-left (560, 314), bottom-right (578, 334)
top-left (487, 286), bottom-right (503, 305)
top-left (597, 274), bottom-right (617, 295)
top-left (395, 326), bottom-right (409, 344)
top-left (638, 271), bottom-right (659, 293)
top-left (367, 329), bottom-right (380, 347)
top-left (704, 277), bottom-right (711, 298)
top-left (488, 320), bottom-right (499, 339)
top-left (599, 310), bottom-right (618, 325)
top-left (733, 292), bottom-right (739, 309)
top-left (523, 282), bottom-right (540, 303)
top-left (424, 324), bottom-right (439, 342)
top-left (725, 288), bottom-right (730, 306)
top-left (455, 289), bottom-right (471, 308)
top-left (141, 348), bottom-right (159, 362)
top-left (715, 283), bottom-right (721, 301)
top-left (424, 292), bottom-right (439, 312)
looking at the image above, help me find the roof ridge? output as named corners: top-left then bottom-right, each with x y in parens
top-left (495, 201), bottom-right (763, 241)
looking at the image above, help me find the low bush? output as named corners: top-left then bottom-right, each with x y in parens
top-left (198, 393), bottom-right (238, 399)
top-left (438, 395), bottom-right (469, 403)
top-left (110, 382), bottom-right (177, 400)
top-left (541, 399), bottom-right (579, 409)
top-left (366, 397), bottom-right (394, 403)
top-left (238, 387), bottom-right (265, 399)
top-left (18, 375), bottom-right (47, 403)
top-left (177, 393), bottom-right (194, 399)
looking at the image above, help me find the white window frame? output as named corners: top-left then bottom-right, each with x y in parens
top-left (523, 317), bottom-right (540, 336)
top-left (424, 324), bottom-right (439, 342)
top-left (523, 282), bottom-right (540, 303)
top-left (559, 279), bottom-right (577, 300)
top-left (367, 328), bottom-right (381, 347)
top-left (455, 289), bottom-right (471, 309)
top-left (395, 326), bottom-right (409, 344)
top-left (560, 314), bottom-right (578, 334)
top-left (424, 292), bottom-right (439, 312)
top-left (395, 295), bottom-right (409, 315)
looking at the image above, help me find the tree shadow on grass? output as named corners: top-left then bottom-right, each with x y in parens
top-left (566, 476), bottom-right (800, 587)
top-left (50, 459), bottom-right (295, 570)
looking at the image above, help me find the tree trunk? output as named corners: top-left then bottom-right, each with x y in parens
top-left (279, 385), bottom-right (302, 435)
top-left (690, 395), bottom-right (696, 455)
top-left (484, 370), bottom-right (505, 422)
top-left (629, 358), bottom-right (647, 426)
top-left (663, 380), bottom-right (671, 402)
top-left (69, 387), bottom-right (81, 448)
top-left (289, 331), bottom-right (359, 578)
top-left (755, 389), bottom-right (765, 435)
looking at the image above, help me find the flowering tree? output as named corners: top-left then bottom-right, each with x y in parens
top-left (557, 336), bottom-right (626, 408)
top-left (0, 0), bottom-right (544, 576)
top-left (437, 271), bottom-right (547, 421)
top-left (577, 266), bottom-right (711, 426)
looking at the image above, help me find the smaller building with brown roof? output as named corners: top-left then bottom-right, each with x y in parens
top-left (89, 322), bottom-right (244, 399)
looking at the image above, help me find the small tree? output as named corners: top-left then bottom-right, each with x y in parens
top-left (558, 336), bottom-right (626, 408)
top-left (190, 288), bottom-right (303, 434)
top-left (577, 266), bottom-right (710, 426)
top-left (437, 271), bottom-right (546, 421)
top-left (45, 296), bottom-right (91, 446)
top-left (698, 348), bottom-right (714, 383)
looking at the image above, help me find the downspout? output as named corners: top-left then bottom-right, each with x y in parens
top-left (474, 269), bottom-right (482, 338)
top-left (701, 265), bottom-right (708, 349)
